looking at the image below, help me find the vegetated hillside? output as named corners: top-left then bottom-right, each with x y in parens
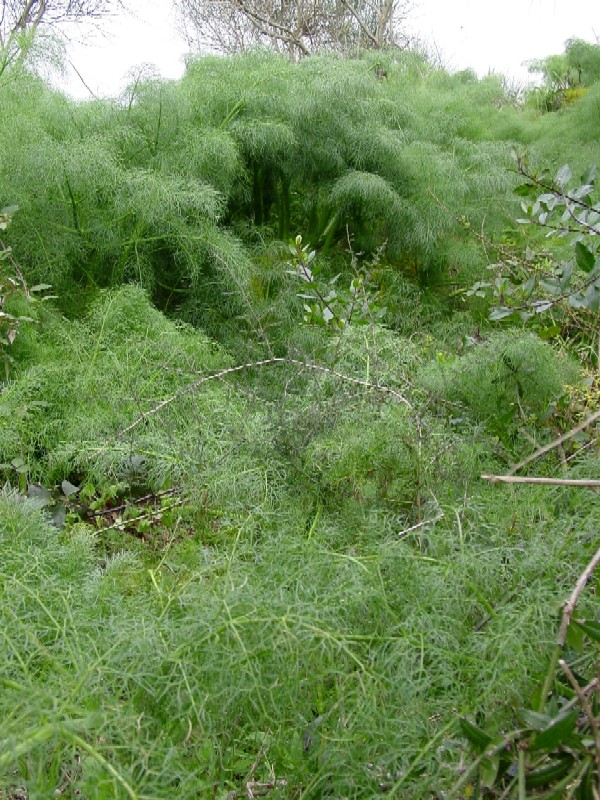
top-left (1, 46), bottom-right (599, 799)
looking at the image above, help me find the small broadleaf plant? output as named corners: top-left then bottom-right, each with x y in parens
top-left (0, 205), bottom-right (54, 379)
top-left (468, 158), bottom-right (600, 339)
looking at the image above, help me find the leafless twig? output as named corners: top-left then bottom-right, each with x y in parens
top-left (559, 659), bottom-right (600, 780)
top-left (481, 474), bottom-right (600, 487)
top-left (557, 544), bottom-right (600, 648)
top-left (509, 409), bottom-right (600, 475)
top-left (536, 544), bottom-right (600, 713)
top-left (94, 356), bottom-right (420, 456)
top-left (397, 511), bottom-right (444, 538)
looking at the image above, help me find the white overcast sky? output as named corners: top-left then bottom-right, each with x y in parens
top-left (58, 0), bottom-right (599, 99)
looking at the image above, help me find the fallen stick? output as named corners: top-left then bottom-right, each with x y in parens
top-left (397, 511), bottom-right (444, 537)
top-left (481, 474), bottom-right (600, 487)
top-left (508, 408), bottom-right (600, 475)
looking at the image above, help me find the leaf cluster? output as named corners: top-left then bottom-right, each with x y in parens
top-left (472, 160), bottom-right (600, 359)
top-left (455, 558), bottom-right (600, 799)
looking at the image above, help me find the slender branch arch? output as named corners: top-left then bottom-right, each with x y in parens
top-left (175, 0), bottom-right (413, 57)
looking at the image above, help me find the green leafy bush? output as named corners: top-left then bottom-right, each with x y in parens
top-left (418, 330), bottom-right (579, 442)
top-left (0, 286), bottom-right (285, 515)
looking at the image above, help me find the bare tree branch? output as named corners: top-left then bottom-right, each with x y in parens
top-left (337, 0), bottom-right (378, 48)
top-left (1, 0), bottom-right (121, 43)
top-left (232, 0), bottom-right (310, 55)
top-left (0, 0), bottom-right (122, 77)
top-left (175, 0), bottom-right (411, 57)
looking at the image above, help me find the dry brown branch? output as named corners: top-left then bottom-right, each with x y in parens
top-left (565, 436), bottom-right (600, 464)
top-left (537, 543), bottom-right (600, 713)
top-left (397, 511), bottom-right (444, 538)
top-left (176, 0), bottom-right (410, 56)
top-left (226, 779), bottom-right (288, 799)
top-left (97, 498), bottom-right (185, 534)
top-left (481, 474), bottom-right (600, 487)
top-left (559, 659), bottom-right (600, 780)
top-left (94, 356), bottom-right (420, 456)
top-left (87, 487), bottom-right (180, 518)
top-left (231, 0), bottom-right (310, 54)
top-left (337, 0), bottom-right (378, 47)
top-left (557, 544), bottom-right (600, 648)
top-left (509, 409), bottom-right (600, 475)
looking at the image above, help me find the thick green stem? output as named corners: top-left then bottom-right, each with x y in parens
top-left (277, 179), bottom-right (291, 240)
top-left (320, 211), bottom-right (339, 252)
top-left (152, 94), bottom-right (163, 155)
top-left (518, 746), bottom-right (526, 800)
top-left (64, 176), bottom-right (82, 235)
top-left (253, 163), bottom-right (264, 226)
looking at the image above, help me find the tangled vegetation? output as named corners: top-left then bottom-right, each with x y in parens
top-left (1, 39), bottom-right (600, 799)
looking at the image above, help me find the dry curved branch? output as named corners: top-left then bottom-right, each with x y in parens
top-left (93, 356), bottom-right (420, 457)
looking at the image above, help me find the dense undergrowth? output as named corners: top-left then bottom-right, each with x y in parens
top-left (1, 43), bottom-right (600, 799)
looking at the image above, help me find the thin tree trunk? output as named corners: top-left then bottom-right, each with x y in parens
top-left (375, 0), bottom-right (394, 47)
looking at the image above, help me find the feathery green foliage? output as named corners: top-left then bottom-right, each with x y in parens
top-left (419, 331), bottom-right (579, 444)
top-left (1, 40), bottom-right (600, 800)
